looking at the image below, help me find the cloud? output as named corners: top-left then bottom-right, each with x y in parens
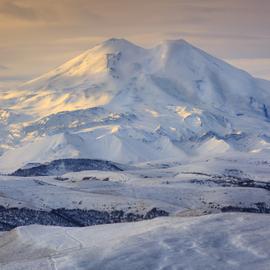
top-left (0, 0), bottom-right (101, 24)
top-left (0, 64), bottom-right (8, 70)
top-left (0, 0), bottom-right (37, 21)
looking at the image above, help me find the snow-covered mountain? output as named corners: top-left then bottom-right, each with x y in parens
top-left (1, 38), bottom-right (270, 172)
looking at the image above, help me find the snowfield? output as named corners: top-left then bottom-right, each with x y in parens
top-left (1, 213), bottom-right (270, 270)
top-left (0, 156), bottom-right (270, 218)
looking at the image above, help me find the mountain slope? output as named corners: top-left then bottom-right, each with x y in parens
top-left (0, 38), bottom-right (270, 172)
top-left (1, 213), bottom-right (270, 269)
top-left (4, 38), bottom-right (270, 117)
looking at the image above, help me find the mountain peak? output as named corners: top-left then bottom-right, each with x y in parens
top-left (100, 38), bottom-right (191, 51)
top-left (102, 38), bottom-right (132, 45)
top-left (2, 37), bottom-right (270, 170)
top-left (97, 38), bottom-right (143, 53)
top-left (156, 39), bottom-right (199, 55)
top-left (162, 38), bottom-right (191, 46)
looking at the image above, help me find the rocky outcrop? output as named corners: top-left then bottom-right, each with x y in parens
top-left (221, 202), bottom-right (270, 214)
top-left (11, 158), bottom-right (123, 176)
top-left (0, 206), bottom-right (169, 231)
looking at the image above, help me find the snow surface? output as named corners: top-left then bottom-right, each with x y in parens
top-left (0, 156), bottom-right (269, 214)
top-left (1, 38), bottom-right (270, 269)
top-left (1, 155), bottom-right (270, 268)
top-left (1, 38), bottom-right (270, 171)
top-left (1, 213), bottom-right (270, 270)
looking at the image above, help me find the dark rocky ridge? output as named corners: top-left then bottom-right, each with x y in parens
top-left (186, 171), bottom-right (270, 191)
top-left (221, 202), bottom-right (270, 214)
top-left (11, 158), bottom-right (123, 176)
top-left (0, 207), bottom-right (169, 231)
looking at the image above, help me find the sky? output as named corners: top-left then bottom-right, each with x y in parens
top-left (0, 0), bottom-right (270, 89)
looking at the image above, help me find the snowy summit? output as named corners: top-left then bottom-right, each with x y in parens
top-left (0, 38), bottom-right (270, 172)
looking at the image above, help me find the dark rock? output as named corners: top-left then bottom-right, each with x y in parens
top-left (0, 206), bottom-right (169, 231)
top-left (11, 158), bottom-right (123, 177)
top-left (221, 204), bottom-right (270, 214)
top-left (144, 208), bottom-right (169, 219)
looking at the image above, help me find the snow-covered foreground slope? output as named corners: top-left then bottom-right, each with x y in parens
top-left (0, 150), bottom-right (270, 269)
top-left (1, 213), bottom-right (270, 270)
top-left (1, 38), bottom-right (270, 171)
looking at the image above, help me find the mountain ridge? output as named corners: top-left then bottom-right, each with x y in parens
top-left (0, 38), bottom-right (270, 172)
